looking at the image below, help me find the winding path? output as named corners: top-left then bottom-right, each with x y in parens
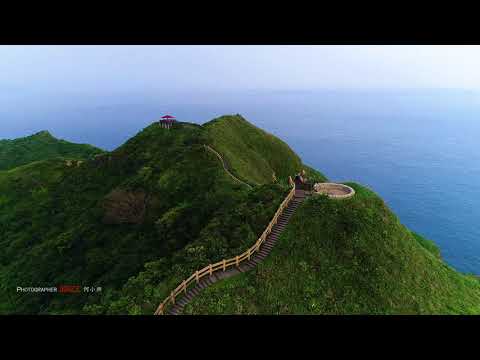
top-left (204, 144), bottom-right (252, 189)
top-left (164, 189), bottom-right (308, 315)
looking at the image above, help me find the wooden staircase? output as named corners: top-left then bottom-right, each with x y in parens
top-left (166, 189), bottom-right (309, 315)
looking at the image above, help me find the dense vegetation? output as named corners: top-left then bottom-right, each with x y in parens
top-left (0, 130), bottom-right (103, 171)
top-left (183, 183), bottom-right (480, 314)
top-left (2, 114), bottom-right (478, 315)
top-left (0, 116), bottom-right (310, 314)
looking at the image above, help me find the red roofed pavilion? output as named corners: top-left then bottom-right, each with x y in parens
top-left (159, 115), bottom-right (176, 129)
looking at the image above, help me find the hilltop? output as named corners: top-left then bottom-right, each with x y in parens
top-left (0, 130), bottom-right (104, 171)
top-left (182, 183), bottom-right (480, 314)
top-left (0, 115), bottom-right (318, 314)
top-left (203, 115), bottom-right (324, 185)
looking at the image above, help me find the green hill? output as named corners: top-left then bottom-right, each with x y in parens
top-left (182, 183), bottom-right (480, 314)
top-left (0, 130), bottom-right (104, 171)
top-left (203, 115), bottom-right (326, 185)
top-left (0, 117), bottom-right (312, 314)
top-left (2, 115), bottom-right (478, 315)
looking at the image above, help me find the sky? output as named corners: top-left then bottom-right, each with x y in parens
top-left (2, 45), bottom-right (480, 146)
top-left (1, 45), bottom-right (480, 98)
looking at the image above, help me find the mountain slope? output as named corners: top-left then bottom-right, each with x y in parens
top-left (203, 115), bottom-right (326, 185)
top-left (0, 118), bottom-right (306, 314)
top-left (182, 183), bottom-right (480, 314)
top-left (0, 130), bottom-right (104, 171)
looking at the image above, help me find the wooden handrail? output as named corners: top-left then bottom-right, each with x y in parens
top-left (154, 183), bottom-right (296, 315)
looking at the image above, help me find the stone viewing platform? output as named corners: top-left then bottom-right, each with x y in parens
top-left (313, 182), bottom-right (355, 199)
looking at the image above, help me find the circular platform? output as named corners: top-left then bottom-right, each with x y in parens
top-left (313, 183), bottom-right (355, 199)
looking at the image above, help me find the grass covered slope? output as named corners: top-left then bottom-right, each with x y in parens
top-left (204, 115), bottom-right (325, 185)
top-left (0, 130), bottom-right (104, 171)
top-left (184, 183), bottom-right (480, 315)
top-left (0, 119), bottom-right (297, 314)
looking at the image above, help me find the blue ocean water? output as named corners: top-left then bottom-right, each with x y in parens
top-left (1, 90), bottom-right (479, 275)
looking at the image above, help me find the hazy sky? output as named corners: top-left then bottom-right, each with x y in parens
top-left (1, 45), bottom-right (480, 96)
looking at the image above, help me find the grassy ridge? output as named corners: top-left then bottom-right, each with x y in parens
top-left (204, 115), bottom-right (321, 185)
top-left (0, 130), bottom-right (104, 171)
top-left (184, 183), bottom-right (480, 314)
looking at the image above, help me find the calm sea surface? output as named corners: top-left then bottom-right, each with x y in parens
top-left (2, 90), bottom-right (479, 275)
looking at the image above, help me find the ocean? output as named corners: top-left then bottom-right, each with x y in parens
top-left (2, 89), bottom-right (479, 275)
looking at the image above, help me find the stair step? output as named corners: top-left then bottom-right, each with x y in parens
top-left (191, 288), bottom-right (200, 296)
